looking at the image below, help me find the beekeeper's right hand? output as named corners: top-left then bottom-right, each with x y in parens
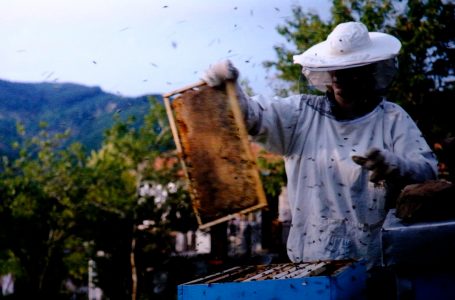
top-left (202, 59), bottom-right (239, 87)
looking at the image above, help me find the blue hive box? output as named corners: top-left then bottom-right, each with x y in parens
top-left (380, 209), bottom-right (455, 299)
top-left (178, 260), bottom-right (367, 300)
top-left (380, 209), bottom-right (455, 267)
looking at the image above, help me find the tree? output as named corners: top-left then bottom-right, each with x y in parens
top-left (265, 0), bottom-right (455, 145)
top-left (0, 123), bottom-right (90, 298)
top-left (389, 0), bottom-right (455, 145)
top-left (82, 98), bottom-right (196, 300)
top-left (0, 98), bottom-right (196, 299)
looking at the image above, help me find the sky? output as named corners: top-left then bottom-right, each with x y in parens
top-left (1, 0), bottom-right (331, 98)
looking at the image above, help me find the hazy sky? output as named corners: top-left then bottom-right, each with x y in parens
top-left (1, 0), bottom-right (331, 97)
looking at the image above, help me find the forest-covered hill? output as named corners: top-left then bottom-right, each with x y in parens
top-left (0, 79), bottom-right (161, 157)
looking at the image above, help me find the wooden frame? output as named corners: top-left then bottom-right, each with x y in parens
top-left (163, 81), bottom-right (267, 230)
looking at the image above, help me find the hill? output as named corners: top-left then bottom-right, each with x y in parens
top-left (0, 79), bottom-right (161, 157)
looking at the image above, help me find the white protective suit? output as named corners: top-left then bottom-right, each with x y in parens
top-left (240, 92), bottom-right (438, 267)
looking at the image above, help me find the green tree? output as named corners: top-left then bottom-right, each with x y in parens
top-left (0, 99), bottom-right (196, 299)
top-left (265, 0), bottom-right (454, 143)
top-left (0, 123), bottom-right (90, 298)
top-left (82, 98), bottom-right (196, 300)
top-left (389, 0), bottom-right (455, 144)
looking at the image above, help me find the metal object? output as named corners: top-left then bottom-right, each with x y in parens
top-left (178, 260), bottom-right (367, 300)
top-left (163, 81), bottom-right (267, 230)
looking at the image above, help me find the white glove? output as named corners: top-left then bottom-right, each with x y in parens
top-left (352, 148), bottom-right (399, 183)
top-left (201, 59), bottom-right (239, 87)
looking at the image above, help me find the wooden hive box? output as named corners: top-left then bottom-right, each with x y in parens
top-left (163, 81), bottom-right (267, 229)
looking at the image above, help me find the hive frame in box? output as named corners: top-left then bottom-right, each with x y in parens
top-left (163, 80), bottom-right (267, 230)
top-left (177, 260), bottom-right (367, 300)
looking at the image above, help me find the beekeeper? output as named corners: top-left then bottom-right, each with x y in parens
top-left (202, 21), bottom-right (438, 268)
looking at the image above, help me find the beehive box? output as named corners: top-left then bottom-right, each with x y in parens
top-left (177, 260), bottom-right (367, 300)
top-left (163, 81), bottom-right (267, 229)
top-left (381, 209), bottom-right (455, 267)
top-left (380, 209), bottom-right (455, 299)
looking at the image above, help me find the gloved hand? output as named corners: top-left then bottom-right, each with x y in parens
top-left (201, 59), bottom-right (239, 87)
top-left (352, 148), bottom-right (399, 183)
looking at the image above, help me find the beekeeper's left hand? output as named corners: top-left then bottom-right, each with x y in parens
top-left (352, 148), bottom-right (399, 183)
top-left (201, 59), bottom-right (239, 87)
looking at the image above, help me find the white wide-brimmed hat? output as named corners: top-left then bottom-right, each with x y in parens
top-left (293, 22), bottom-right (401, 71)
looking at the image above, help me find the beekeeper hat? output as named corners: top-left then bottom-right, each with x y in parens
top-left (293, 22), bottom-right (401, 92)
top-left (293, 21), bottom-right (401, 71)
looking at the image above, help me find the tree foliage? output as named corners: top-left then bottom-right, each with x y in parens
top-left (0, 124), bottom-right (90, 298)
top-left (0, 98), bottom-right (196, 299)
top-left (84, 98), bottom-right (196, 299)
